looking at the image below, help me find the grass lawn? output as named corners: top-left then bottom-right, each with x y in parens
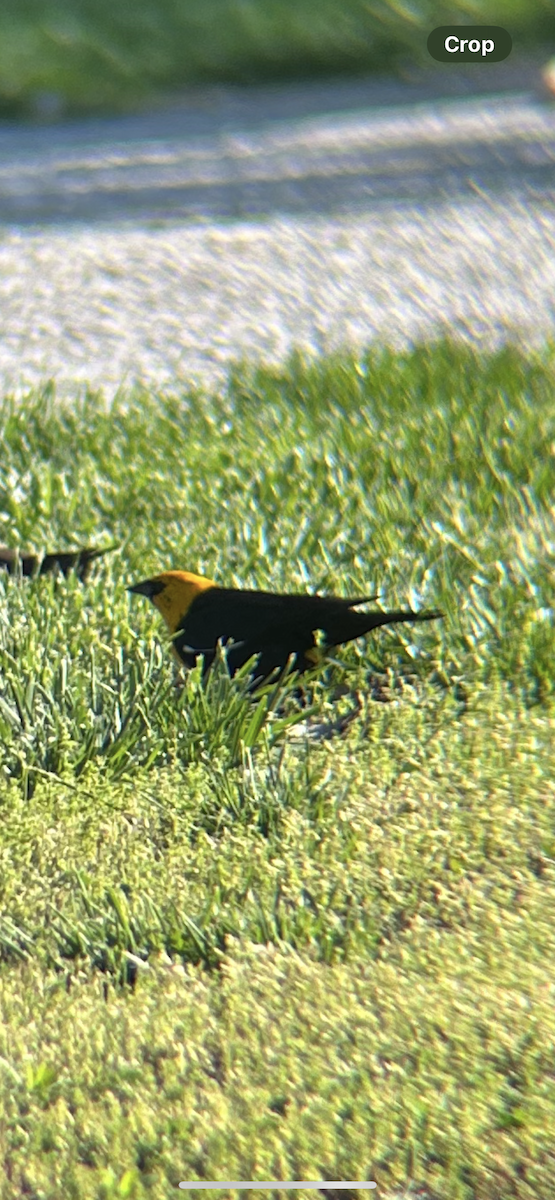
top-left (0, 0), bottom-right (552, 118)
top-left (0, 341), bottom-right (554, 1197)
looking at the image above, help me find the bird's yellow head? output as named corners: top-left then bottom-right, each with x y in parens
top-left (128, 569), bottom-right (217, 632)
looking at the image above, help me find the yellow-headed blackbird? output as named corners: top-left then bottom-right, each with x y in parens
top-left (0, 544), bottom-right (116, 582)
top-left (128, 569), bottom-right (442, 683)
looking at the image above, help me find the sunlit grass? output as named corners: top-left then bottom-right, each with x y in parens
top-left (0, 342), bottom-right (554, 1196)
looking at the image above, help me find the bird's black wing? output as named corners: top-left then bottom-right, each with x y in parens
top-left (176, 587), bottom-right (375, 651)
top-left (40, 545), bottom-right (117, 580)
top-left (174, 586), bottom-right (441, 676)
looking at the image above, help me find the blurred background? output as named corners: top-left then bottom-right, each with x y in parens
top-left (0, 0), bottom-right (553, 120)
top-left (0, 0), bottom-right (554, 394)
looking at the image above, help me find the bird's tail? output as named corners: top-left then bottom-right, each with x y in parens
top-left (357, 608), bottom-right (443, 632)
top-left (327, 607), bottom-right (443, 645)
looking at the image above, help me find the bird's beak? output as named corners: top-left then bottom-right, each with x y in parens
top-left (127, 578), bottom-right (165, 599)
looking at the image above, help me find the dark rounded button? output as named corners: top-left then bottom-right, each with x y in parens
top-left (427, 26), bottom-right (512, 63)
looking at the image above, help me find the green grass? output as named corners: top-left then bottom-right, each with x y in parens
top-left (0, 0), bottom-right (553, 118)
top-left (0, 341), bottom-right (554, 1196)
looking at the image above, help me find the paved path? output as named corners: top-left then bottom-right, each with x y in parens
top-left (0, 57), bottom-right (554, 393)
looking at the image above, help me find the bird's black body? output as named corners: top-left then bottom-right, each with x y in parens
top-left (172, 585), bottom-right (441, 681)
top-left (0, 545), bottom-right (116, 582)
